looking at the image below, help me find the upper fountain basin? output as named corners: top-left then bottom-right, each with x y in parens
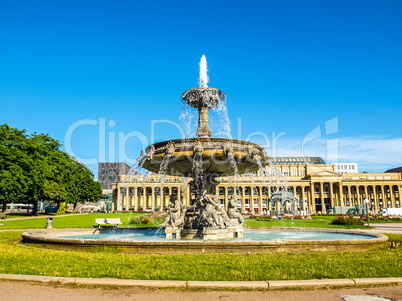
top-left (141, 138), bottom-right (268, 177)
top-left (181, 87), bottom-right (225, 109)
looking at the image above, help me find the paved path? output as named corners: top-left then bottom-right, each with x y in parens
top-left (369, 223), bottom-right (402, 234)
top-left (0, 280), bottom-right (401, 301)
top-left (1, 213), bottom-right (89, 221)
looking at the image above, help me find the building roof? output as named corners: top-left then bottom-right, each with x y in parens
top-left (385, 166), bottom-right (402, 173)
top-left (270, 156), bottom-right (326, 165)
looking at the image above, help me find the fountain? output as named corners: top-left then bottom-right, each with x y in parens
top-left (137, 55), bottom-right (269, 239)
top-left (21, 56), bottom-right (388, 253)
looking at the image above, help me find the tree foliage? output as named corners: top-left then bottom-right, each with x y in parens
top-left (0, 124), bottom-right (102, 214)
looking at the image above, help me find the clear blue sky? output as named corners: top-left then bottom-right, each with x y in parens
top-left (1, 0), bottom-right (401, 178)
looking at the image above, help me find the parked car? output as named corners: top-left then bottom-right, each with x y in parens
top-left (45, 205), bottom-right (57, 214)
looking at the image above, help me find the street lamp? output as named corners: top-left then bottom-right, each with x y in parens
top-left (364, 198), bottom-right (370, 227)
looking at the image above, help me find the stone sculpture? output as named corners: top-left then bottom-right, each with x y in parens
top-left (163, 194), bottom-right (185, 228)
top-left (227, 194), bottom-right (244, 225)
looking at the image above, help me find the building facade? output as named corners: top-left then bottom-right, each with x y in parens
top-left (332, 163), bottom-right (359, 174)
top-left (112, 157), bottom-right (402, 214)
top-left (98, 162), bottom-right (131, 190)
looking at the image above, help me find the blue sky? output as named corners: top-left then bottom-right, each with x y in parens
top-left (1, 0), bottom-right (401, 178)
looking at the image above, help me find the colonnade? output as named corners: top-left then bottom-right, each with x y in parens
top-left (114, 180), bottom-right (401, 214)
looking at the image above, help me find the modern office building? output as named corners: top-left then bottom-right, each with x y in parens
top-left (98, 162), bottom-right (131, 190)
top-left (112, 157), bottom-right (402, 214)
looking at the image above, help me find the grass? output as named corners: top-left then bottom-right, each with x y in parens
top-left (0, 231), bottom-right (401, 281)
top-left (0, 212), bottom-right (146, 229)
top-left (245, 215), bottom-right (371, 229)
top-left (0, 212), bottom-right (374, 230)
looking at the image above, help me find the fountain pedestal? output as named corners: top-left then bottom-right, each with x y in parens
top-left (202, 227), bottom-right (244, 240)
top-left (165, 227), bottom-right (181, 239)
top-left (166, 227), bottom-right (244, 240)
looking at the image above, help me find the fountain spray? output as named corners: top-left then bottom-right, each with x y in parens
top-left (199, 55), bottom-right (209, 88)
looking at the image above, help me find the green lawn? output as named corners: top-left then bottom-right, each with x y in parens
top-left (0, 231), bottom-right (401, 281)
top-left (1, 214), bottom-right (401, 281)
top-left (0, 212), bottom-right (145, 229)
top-left (1, 213), bottom-right (373, 230)
top-left (245, 216), bottom-right (370, 229)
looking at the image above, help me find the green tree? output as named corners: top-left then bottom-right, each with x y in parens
top-left (0, 125), bottom-right (29, 211)
top-left (1, 124), bottom-right (103, 215)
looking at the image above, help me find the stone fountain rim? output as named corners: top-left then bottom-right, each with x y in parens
top-left (145, 138), bottom-right (265, 153)
top-left (181, 87), bottom-right (226, 97)
top-left (21, 227), bottom-right (388, 254)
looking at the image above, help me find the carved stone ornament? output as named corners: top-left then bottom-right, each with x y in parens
top-left (193, 140), bottom-right (204, 155)
top-left (247, 144), bottom-right (258, 158)
top-left (136, 150), bottom-right (145, 163)
top-left (166, 141), bottom-right (175, 157)
top-left (222, 140), bottom-right (233, 155)
top-left (146, 145), bottom-right (155, 160)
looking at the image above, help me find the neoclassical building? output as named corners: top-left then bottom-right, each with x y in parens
top-left (112, 157), bottom-right (402, 214)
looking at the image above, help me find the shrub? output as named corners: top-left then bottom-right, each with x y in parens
top-left (130, 215), bottom-right (145, 225)
top-left (130, 211), bottom-right (167, 225)
top-left (330, 215), bottom-right (365, 226)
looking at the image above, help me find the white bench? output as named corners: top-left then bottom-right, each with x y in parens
top-left (95, 218), bottom-right (122, 228)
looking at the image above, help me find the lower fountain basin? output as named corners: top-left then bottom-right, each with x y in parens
top-left (142, 138), bottom-right (267, 176)
top-left (21, 228), bottom-right (387, 254)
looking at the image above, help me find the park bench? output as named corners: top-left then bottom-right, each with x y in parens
top-left (95, 218), bottom-right (122, 228)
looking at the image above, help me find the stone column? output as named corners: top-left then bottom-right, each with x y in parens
top-left (178, 186), bottom-right (181, 204)
top-left (133, 188), bottom-right (138, 212)
top-left (167, 187), bottom-right (172, 208)
top-left (250, 187), bottom-right (255, 213)
top-left (390, 185), bottom-right (396, 208)
top-left (141, 188), bottom-right (146, 211)
top-left (347, 186), bottom-right (351, 206)
top-left (329, 182), bottom-right (334, 208)
top-left (187, 185), bottom-right (191, 206)
top-left (364, 185), bottom-right (368, 211)
top-left (381, 185), bottom-right (385, 208)
top-left (224, 186), bottom-right (228, 210)
top-left (373, 186), bottom-right (378, 213)
top-left (398, 185), bottom-right (401, 207)
top-left (339, 184), bottom-right (344, 207)
top-left (319, 182), bottom-right (325, 213)
top-left (301, 186), bottom-right (306, 214)
top-left (311, 182), bottom-right (316, 214)
top-left (151, 187), bottom-right (155, 211)
top-left (356, 185), bottom-right (361, 207)
top-left (241, 187), bottom-right (246, 213)
top-left (258, 186), bottom-right (263, 213)
top-left (116, 187), bottom-right (122, 212)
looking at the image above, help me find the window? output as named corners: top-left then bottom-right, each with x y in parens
top-left (361, 177), bottom-right (367, 180)
top-left (219, 188), bottom-right (224, 196)
top-left (345, 177), bottom-right (351, 180)
top-left (385, 176), bottom-right (391, 180)
top-left (352, 177), bottom-right (358, 180)
top-left (377, 176), bottom-right (383, 180)
top-left (369, 176), bottom-right (375, 180)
